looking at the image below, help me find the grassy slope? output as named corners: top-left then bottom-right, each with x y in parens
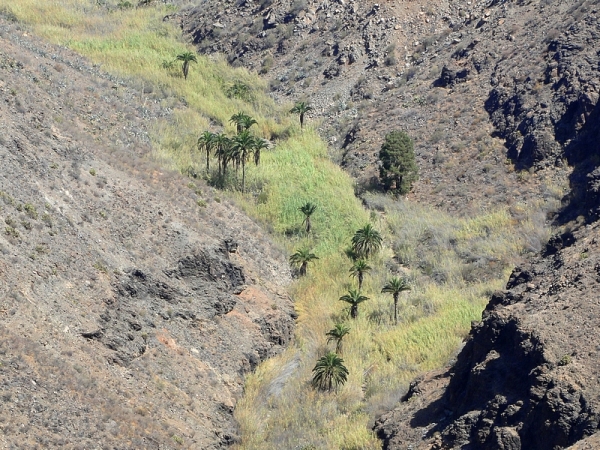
top-left (0, 2), bottom-right (559, 449)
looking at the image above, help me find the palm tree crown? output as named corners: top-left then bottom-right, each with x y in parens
top-left (381, 277), bottom-right (411, 324)
top-left (290, 101), bottom-right (313, 130)
top-left (351, 223), bottom-right (383, 260)
top-left (299, 202), bottom-right (317, 234)
top-left (349, 259), bottom-right (372, 291)
top-left (176, 51), bottom-right (197, 80)
top-left (230, 112), bottom-right (256, 134)
top-left (289, 248), bottom-right (318, 276)
top-left (311, 352), bottom-right (349, 392)
top-left (326, 323), bottom-right (351, 354)
top-left (339, 288), bottom-right (369, 319)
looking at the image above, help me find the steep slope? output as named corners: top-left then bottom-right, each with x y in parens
top-left (0, 19), bottom-right (294, 449)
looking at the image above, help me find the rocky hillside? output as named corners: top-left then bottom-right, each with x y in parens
top-left (0, 18), bottom-right (294, 449)
top-left (177, 0), bottom-right (600, 448)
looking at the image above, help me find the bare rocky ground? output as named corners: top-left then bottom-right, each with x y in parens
top-left (0, 18), bottom-right (295, 449)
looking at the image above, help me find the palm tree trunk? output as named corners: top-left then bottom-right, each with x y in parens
top-left (394, 293), bottom-right (398, 325)
top-left (358, 273), bottom-right (363, 291)
top-left (242, 160), bottom-right (246, 194)
top-left (306, 217), bottom-right (311, 234)
top-left (183, 61), bottom-right (189, 79)
top-left (300, 112), bottom-right (304, 130)
top-left (206, 149), bottom-right (210, 173)
top-left (351, 304), bottom-right (358, 319)
top-left (300, 262), bottom-right (307, 276)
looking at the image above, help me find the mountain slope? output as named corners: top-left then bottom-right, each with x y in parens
top-left (0, 18), bottom-right (294, 449)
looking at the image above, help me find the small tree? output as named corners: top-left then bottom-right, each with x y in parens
top-left (311, 352), bottom-right (349, 392)
top-left (290, 248), bottom-right (318, 276)
top-left (176, 51), bottom-right (197, 80)
top-left (381, 277), bottom-right (411, 325)
top-left (299, 202), bottom-right (317, 234)
top-left (351, 224), bottom-right (382, 260)
top-left (349, 259), bottom-right (371, 291)
top-left (290, 101), bottom-right (312, 130)
top-left (379, 131), bottom-right (418, 194)
top-left (253, 138), bottom-right (268, 166)
top-left (326, 323), bottom-right (350, 354)
top-left (339, 288), bottom-right (369, 319)
top-left (231, 130), bottom-right (255, 193)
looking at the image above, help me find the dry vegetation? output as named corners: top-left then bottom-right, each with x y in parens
top-left (0, 0), bottom-right (566, 448)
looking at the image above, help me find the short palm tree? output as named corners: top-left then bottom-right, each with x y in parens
top-left (241, 115), bottom-right (257, 131)
top-left (198, 131), bottom-right (215, 173)
top-left (351, 223), bottom-right (383, 259)
top-left (214, 133), bottom-right (231, 176)
top-left (339, 288), bottom-right (369, 319)
top-left (229, 112), bottom-right (248, 134)
top-left (349, 259), bottom-right (372, 291)
top-left (299, 202), bottom-right (317, 234)
top-left (381, 277), bottom-right (411, 325)
top-left (326, 323), bottom-right (351, 354)
top-left (253, 137), bottom-right (268, 166)
top-left (289, 248), bottom-right (318, 276)
top-left (311, 352), bottom-right (349, 392)
top-left (176, 51), bottom-right (197, 80)
top-left (290, 101), bottom-right (313, 130)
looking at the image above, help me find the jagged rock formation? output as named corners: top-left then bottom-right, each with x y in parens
top-left (375, 216), bottom-right (600, 449)
top-left (0, 19), bottom-right (293, 448)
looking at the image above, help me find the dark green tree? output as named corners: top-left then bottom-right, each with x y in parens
top-left (351, 224), bottom-right (382, 260)
top-left (176, 51), bottom-right (197, 80)
top-left (290, 248), bottom-right (318, 276)
top-left (214, 133), bottom-right (231, 176)
top-left (290, 101), bottom-right (313, 130)
top-left (381, 277), bottom-right (411, 325)
top-left (349, 259), bottom-right (371, 291)
top-left (339, 288), bottom-right (369, 319)
top-left (311, 352), bottom-right (349, 392)
top-left (379, 131), bottom-right (418, 194)
top-left (326, 323), bottom-right (350, 354)
top-left (299, 202), bottom-right (317, 234)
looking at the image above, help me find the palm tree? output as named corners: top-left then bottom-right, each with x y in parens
top-left (381, 277), bottom-right (411, 325)
top-left (299, 202), bottom-right (317, 234)
top-left (176, 51), bottom-right (197, 80)
top-left (214, 133), bottom-right (231, 176)
top-left (311, 352), bottom-right (349, 392)
top-left (339, 288), bottom-right (369, 319)
top-left (351, 223), bottom-right (383, 259)
top-left (289, 248), bottom-right (318, 276)
top-left (231, 130), bottom-right (255, 193)
top-left (229, 112), bottom-right (247, 134)
top-left (197, 131), bottom-right (215, 173)
top-left (349, 259), bottom-right (372, 291)
top-left (326, 323), bottom-right (350, 354)
top-left (253, 137), bottom-right (268, 166)
top-left (290, 101), bottom-right (313, 130)
top-left (240, 115), bottom-right (257, 131)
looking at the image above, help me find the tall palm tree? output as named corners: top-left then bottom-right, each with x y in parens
top-left (289, 248), bottom-right (318, 277)
top-left (326, 323), bottom-right (350, 354)
top-left (311, 352), bottom-right (349, 392)
top-left (176, 51), bottom-right (197, 80)
top-left (197, 131), bottom-right (215, 173)
top-left (214, 133), bottom-right (231, 176)
top-left (253, 137), bottom-right (268, 166)
top-left (349, 259), bottom-right (372, 291)
top-left (299, 202), bottom-right (317, 234)
top-left (290, 101), bottom-right (313, 130)
top-left (339, 288), bottom-right (369, 319)
top-left (381, 277), bottom-right (411, 325)
top-left (231, 130), bottom-right (255, 193)
top-left (351, 223), bottom-right (383, 259)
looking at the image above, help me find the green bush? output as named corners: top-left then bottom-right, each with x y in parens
top-left (379, 131), bottom-right (418, 194)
